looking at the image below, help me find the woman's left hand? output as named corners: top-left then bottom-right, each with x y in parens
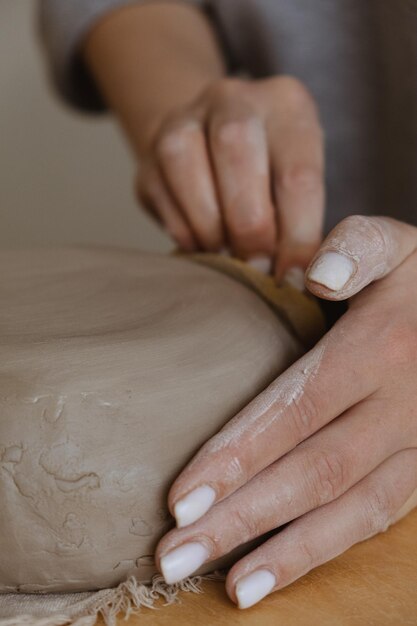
top-left (155, 215), bottom-right (417, 609)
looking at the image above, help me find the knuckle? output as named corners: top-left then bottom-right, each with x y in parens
top-left (212, 114), bottom-right (262, 148)
top-left (363, 486), bottom-right (394, 536)
top-left (306, 448), bottom-right (348, 504)
top-left (339, 214), bottom-right (370, 231)
top-left (155, 125), bottom-right (195, 161)
top-left (231, 213), bottom-right (272, 242)
top-left (231, 508), bottom-right (260, 544)
top-left (373, 315), bottom-right (417, 368)
top-left (275, 76), bottom-right (317, 110)
top-left (278, 163), bottom-right (323, 195)
top-left (342, 215), bottom-right (389, 252)
top-left (389, 323), bottom-right (417, 366)
top-left (286, 392), bottom-right (320, 443)
top-left (296, 534), bottom-right (316, 570)
top-left (205, 77), bottom-right (245, 102)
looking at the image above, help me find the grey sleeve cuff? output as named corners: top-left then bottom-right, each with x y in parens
top-left (38, 0), bottom-right (205, 112)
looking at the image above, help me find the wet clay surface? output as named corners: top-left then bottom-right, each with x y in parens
top-left (0, 247), bottom-right (301, 592)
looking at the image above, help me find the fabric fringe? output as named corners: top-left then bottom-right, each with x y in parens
top-left (0, 572), bottom-right (225, 626)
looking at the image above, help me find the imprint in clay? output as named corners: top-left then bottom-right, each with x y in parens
top-left (0, 247), bottom-right (303, 593)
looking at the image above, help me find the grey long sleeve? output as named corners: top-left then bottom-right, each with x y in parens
top-left (38, 0), bottom-right (203, 110)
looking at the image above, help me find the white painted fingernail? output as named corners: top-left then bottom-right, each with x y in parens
top-left (308, 251), bottom-right (355, 291)
top-left (160, 542), bottom-right (209, 584)
top-left (174, 485), bottom-right (216, 527)
top-left (283, 266), bottom-right (305, 291)
top-left (247, 255), bottom-right (272, 274)
top-left (236, 569), bottom-right (276, 609)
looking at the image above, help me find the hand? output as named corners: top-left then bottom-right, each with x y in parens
top-left (155, 215), bottom-right (417, 608)
top-left (138, 76), bottom-right (324, 279)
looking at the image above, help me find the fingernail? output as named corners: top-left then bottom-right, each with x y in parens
top-left (283, 266), bottom-right (305, 291)
top-left (247, 255), bottom-right (272, 274)
top-left (174, 485), bottom-right (216, 527)
top-left (236, 569), bottom-right (276, 609)
top-left (308, 251), bottom-right (355, 291)
top-left (160, 542), bottom-right (209, 584)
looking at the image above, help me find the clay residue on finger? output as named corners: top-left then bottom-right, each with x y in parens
top-left (308, 216), bottom-right (400, 297)
top-left (200, 340), bottom-right (327, 457)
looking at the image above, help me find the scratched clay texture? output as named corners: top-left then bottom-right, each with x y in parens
top-left (0, 248), bottom-right (302, 593)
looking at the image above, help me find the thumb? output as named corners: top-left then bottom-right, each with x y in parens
top-left (305, 215), bottom-right (417, 301)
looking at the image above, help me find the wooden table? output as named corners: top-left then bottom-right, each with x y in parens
top-left (98, 508), bottom-right (417, 625)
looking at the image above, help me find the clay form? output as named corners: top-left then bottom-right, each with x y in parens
top-left (0, 247), bottom-right (302, 593)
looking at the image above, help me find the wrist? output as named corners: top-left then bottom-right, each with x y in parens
top-left (83, 2), bottom-right (225, 159)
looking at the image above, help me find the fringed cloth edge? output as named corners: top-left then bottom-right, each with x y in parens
top-left (0, 572), bottom-right (226, 626)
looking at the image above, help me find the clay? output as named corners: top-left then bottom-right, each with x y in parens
top-left (0, 247), bottom-right (302, 593)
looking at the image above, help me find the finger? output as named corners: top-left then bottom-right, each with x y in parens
top-left (305, 215), bottom-right (417, 301)
top-left (392, 487), bottom-right (417, 523)
top-left (167, 306), bottom-right (388, 529)
top-left (156, 395), bottom-right (404, 581)
top-left (227, 447), bottom-right (417, 608)
top-left (208, 107), bottom-right (276, 266)
top-left (268, 88), bottom-right (325, 280)
top-left (155, 117), bottom-right (224, 251)
top-left (137, 163), bottom-right (198, 252)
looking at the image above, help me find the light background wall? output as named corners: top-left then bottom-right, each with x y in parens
top-left (0, 0), bottom-right (171, 252)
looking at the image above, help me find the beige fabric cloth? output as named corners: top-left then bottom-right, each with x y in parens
top-left (0, 574), bottom-right (224, 626)
top-left (0, 255), bottom-right (324, 626)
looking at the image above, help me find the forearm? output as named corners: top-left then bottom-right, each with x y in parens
top-left (83, 2), bottom-right (226, 157)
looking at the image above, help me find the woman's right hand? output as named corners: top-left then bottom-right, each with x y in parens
top-left (84, 4), bottom-right (324, 280)
top-left (138, 76), bottom-right (325, 280)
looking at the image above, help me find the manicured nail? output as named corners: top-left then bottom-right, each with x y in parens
top-left (247, 255), bottom-right (272, 274)
top-left (283, 266), bottom-right (305, 291)
top-left (174, 485), bottom-right (216, 527)
top-left (236, 569), bottom-right (276, 609)
top-left (308, 251), bottom-right (355, 291)
top-left (160, 542), bottom-right (209, 584)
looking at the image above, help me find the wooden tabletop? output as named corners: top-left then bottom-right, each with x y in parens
top-left (97, 508), bottom-right (417, 625)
